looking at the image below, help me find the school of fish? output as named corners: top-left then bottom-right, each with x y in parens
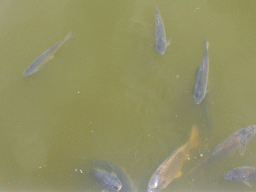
top-left (19, 2), bottom-right (256, 191)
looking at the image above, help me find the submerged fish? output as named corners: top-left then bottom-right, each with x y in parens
top-left (91, 160), bottom-right (136, 192)
top-left (204, 125), bottom-right (256, 164)
top-left (224, 166), bottom-right (256, 187)
top-left (23, 31), bottom-right (73, 77)
top-left (194, 37), bottom-right (209, 104)
top-left (92, 168), bottom-right (122, 192)
top-left (154, 4), bottom-right (170, 55)
top-left (147, 125), bottom-right (199, 192)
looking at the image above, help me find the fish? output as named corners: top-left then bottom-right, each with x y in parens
top-left (153, 4), bottom-right (170, 55)
top-left (204, 125), bottom-right (256, 164)
top-left (91, 160), bottom-right (137, 192)
top-left (194, 37), bottom-right (209, 104)
top-left (224, 166), bottom-right (256, 187)
top-left (92, 168), bottom-right (122, 192)
top-left (22, 31), bottom-right (73, 77)
top-left (147, 125), bottom-right (200, 192)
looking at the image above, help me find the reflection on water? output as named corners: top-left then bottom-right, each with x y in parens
top-left (0, 0), bottom-right (256, 191)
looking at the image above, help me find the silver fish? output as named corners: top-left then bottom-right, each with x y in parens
top-left (204, 125), bottom-right (256, 164)
top-left (224, 166), bottom-right (256, 187)
top-left (154, 4), bottom-right (170, 55)
top-left (23, 31), bottom-right (73, 77)
top-left (194, 37), bottom-right (209, 104)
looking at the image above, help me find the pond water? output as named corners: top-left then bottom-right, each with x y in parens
top-left (0, 0), bottom-right (256, 191)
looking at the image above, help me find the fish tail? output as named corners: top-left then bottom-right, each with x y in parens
top-left (203, 37), bottom-right (209, 50)
top-left (187, 125), bottom-right (200, 150)
top-left (154, 3), bottom-right (159, 13)
top-left (64, 31), bottom-right (73, 41)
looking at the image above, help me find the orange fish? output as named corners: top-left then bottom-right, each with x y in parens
top-left (147, 125), bottom-right (200, 192)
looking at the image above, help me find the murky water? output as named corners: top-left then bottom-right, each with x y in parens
top-left (0, 0), bottom-right (256, 191)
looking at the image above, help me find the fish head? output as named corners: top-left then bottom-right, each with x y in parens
top-left (224, 168), bottom-right (244, 182)
top-left (92, 168), bottom-right (122, 192)
top-left (239, 126), bottom-right (256, 145)
top-left (22, 69), bottom-right (31, 77)
top-left (147, 175), bottom-right (166, 192)
top-left (105, 176), bottom-right (122, 192)
top-left (116, 184), bottom-right (123, 192)
top-left (156, 37), bottom-right (166, 55)
top-left (193, 91), bottom-right (203, 104)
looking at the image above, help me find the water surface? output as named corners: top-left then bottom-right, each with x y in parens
top-left (0, 0), bottom-right (256, 191)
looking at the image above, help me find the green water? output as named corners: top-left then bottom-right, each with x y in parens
top-left (0, 0), bottom-right (256, 191)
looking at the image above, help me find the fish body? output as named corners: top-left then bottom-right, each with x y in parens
top-left (147, 125), bottom-right (199, 192)
top-left (224, 166), bottom-right (256, 187)
top-left (92, 168), bottom-right (122, 192)
top-left (23, 31), bottom-right (73, 77)
top-left (154, 4), bottom-right (169, 55)
top-left (194, 37), bottom-right (209, 104)
top-left (91, 160), bottom-right (136, 192)
top-left (204, 125), bottom-right (256, 164)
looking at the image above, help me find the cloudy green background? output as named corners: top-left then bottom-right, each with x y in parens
top-left (0, 0), bottom-right (256, 191)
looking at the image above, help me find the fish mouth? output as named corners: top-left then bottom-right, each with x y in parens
top-left (117, 184), bottom-right (122, 191)
top-left (147, 187), bottom-right (158, 192)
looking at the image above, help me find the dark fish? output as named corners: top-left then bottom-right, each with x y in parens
top-left (23, 31), bottom-right (73, 77)
top-left (224, 166), bottom-right (256, 187)
top-left (92, 168), bottom-right (122, 192)
top-left (194, 37), bottom-right (209, 104)
top-left (154, 4), bottom-right (170, 55)
top-left (147, 125), bottom-right (200, 192)
top-left (204, 125), bottom-right (256, 164)
top-left (91, 160), bottom-right (137, 192)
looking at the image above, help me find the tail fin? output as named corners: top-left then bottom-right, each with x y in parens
top-left (64, 31), bottom-right (73, 41)
top-left (203, 37), bottom-right (209, 50)
top-left (154, 3), bottom-right (159, 13)
top-left (187, 125), bottom-right (200, 150)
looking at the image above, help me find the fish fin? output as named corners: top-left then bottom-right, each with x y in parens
top-left (174, 171), bottom-right (182, 179)
top-left (64, 31), bottom-right (73, 41)
top-left (151, 43), bottom-right (156, 47)
top-left (203, 37), bottom-right (209, 50)
top-left (187, 125), bottom-right (200, 150)
top-left (111, 172), bottom-right (117, 177)
top-left (243, 180), bottom-right (252, 187)
top-left (154, 3), bottom-right (159, 13)
top-left (185, 153), bottom-right (190, 159)
top-left (167, 38), bottom-right (171, 46)
top-left (239, 145), bottom-right (246, 156)
top-left (101, 189), bottom-right (108, 192)
top-left (50, 55), bottom-right (54, 60)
